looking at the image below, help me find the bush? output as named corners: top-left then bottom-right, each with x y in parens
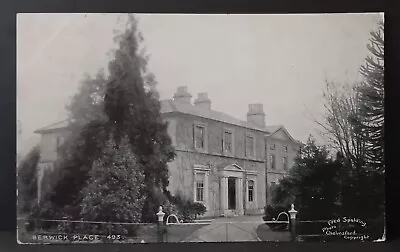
top-left (192, 202), bottom-right (207, 219)
top-left (167, 194), bottom-right (207, 222)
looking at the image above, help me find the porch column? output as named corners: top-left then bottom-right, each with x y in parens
top-left (237, 177), bottom-right (244, 215)
top-left (220, 176), bottom-right (228, 213)
top-left (204, 171), bottom-right (209, 210)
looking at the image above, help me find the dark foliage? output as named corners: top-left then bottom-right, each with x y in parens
top-left (102, 14), bottom-right (176, 222)
top-left (17, 145), bottom-right (40, 214)
top-left (271, 136), bottom-right (341, 221)
top-left (31, 15), bottom-right (176, 226)
top-left (168, 194), bottom-right (207, 222)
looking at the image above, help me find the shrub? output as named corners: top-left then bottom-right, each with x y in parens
top-left (167, 194), bottom-right (207, 222)
top-left (192, 202), bottom-right (207, 219)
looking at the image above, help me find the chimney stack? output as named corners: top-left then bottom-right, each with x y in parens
top-left (173, 86), bottom-right (192, 104)
top-left (194, 92), bottom-right (211, 110)
top-left (247, 103), bottom-right (266, 128)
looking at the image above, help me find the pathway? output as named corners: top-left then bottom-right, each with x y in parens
top-left (182, 215), bottom-right (264, 242)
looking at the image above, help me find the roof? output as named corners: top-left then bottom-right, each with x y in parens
top-left (160, 99), bottom-right (272, 132)
top-left (265, 124), bottom-right (301, 145)
top-left (34, 119), bottom-right (71, 134)
top-left (34, 100), bottom-right (296, 140)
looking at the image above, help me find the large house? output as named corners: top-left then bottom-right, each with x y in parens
top-left (34, 86), bottom-right (301, 217)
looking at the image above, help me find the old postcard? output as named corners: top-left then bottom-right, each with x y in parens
top-left (16, 13), bottom-right (385, 244)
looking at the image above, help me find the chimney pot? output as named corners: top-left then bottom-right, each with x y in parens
top-left (247, 103), bottom-right (266, 127)
top-left (194, 92), bottom-right (211, 110)
top-left (248, 103), bottom-right (264, 115)
top-left (173, 86), bottom-right (192, 104)
top-left (198, 92), bottom-right (208, 100)
top-left (177, 86), bottom-right (188, 94)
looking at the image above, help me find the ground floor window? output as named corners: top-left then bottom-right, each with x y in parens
top-left (248, 180), bottom-right (254, 202)
top-left (195, 172), bottom-right (206, 202)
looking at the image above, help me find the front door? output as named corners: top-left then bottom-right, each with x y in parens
top-left (228, 177), bottom-right (236, 210)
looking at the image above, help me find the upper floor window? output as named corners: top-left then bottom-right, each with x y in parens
top-left (283, 145), bottom-right (288, 152)
top-left (248, 180), bottom-right (254, 202)
top-left (194, 125), bottom-right (205, 149)
top-left (56, 136), bottom-right (64, 148)
top-left (245, 135), bottom-right (255, 157)
top-left (283, 156), bottom-right (288, 171)
top-left (270, 144), bottom-right (276, 150)
top-left (270, 155), bottom-right (276, 170)
top-left (223, 130), bottom-right (233, 154)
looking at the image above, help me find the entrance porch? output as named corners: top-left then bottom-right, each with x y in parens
top-left (220, 164), bottom-right (244, 216)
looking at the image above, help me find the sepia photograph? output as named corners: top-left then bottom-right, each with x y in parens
top-left (16, 13), bottom-right (384, 243)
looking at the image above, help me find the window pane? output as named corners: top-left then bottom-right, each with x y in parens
top-left (195, 173), bottom-right (205, 202)
top-left (195, 126), bottom-right (204, 149)
top-left (248, 180), bottom-right (254, 188)
top-left (196, 182), bottom-right (204, 202)
top-left (246, 136), bottom-right (254, 156)
top-left (270, 155), bottom-right (276, 169)
top-left (248, 180), bottom-right (254, 202)
top-left (283, 157), bottom-right (288, 170)
top-left (196, 187), bottom-right (203, 201)
top-left (224, 131), bottom-right (232, 152)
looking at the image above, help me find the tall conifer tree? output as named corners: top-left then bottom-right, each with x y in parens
top-left (357, 21), bottom-right (384, 174)
top-left (103, 14), bottom-right (175, 222)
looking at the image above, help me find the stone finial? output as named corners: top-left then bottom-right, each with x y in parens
top-left (288, 203), bottom-right (298, 219)
top-left (156, 206), bottom-right (165, 222)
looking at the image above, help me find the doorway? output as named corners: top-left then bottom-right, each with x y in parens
top-left (228, 177), bottom-right (236, 210)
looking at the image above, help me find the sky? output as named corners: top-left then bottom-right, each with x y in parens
top-left (17, 13), bottom-right (383, 157)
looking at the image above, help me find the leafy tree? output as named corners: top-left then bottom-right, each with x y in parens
top-left (32, 69), bottom-right (110, 220)
top-left (66, 69), bottom-right (108, 129)
top-left (311, 21), bottom-right (385, 240)
top-left (17, 145), bottom-right (40, 214)
top-left (45, 120), bottom-right (108, 218)
top-left (35, 14), bottom-right (175, 225)
top-left (272, 136), bottom-right (341, 220)
top-left (73, 135), bottom-right (145, 235)
top-left (103, 14), bottom-right (175, 222)
top-left (316, 81), bottom-right (366, 170)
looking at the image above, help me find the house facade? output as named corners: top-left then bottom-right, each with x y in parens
top-left (34, 86), bottom-right (301, 217)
